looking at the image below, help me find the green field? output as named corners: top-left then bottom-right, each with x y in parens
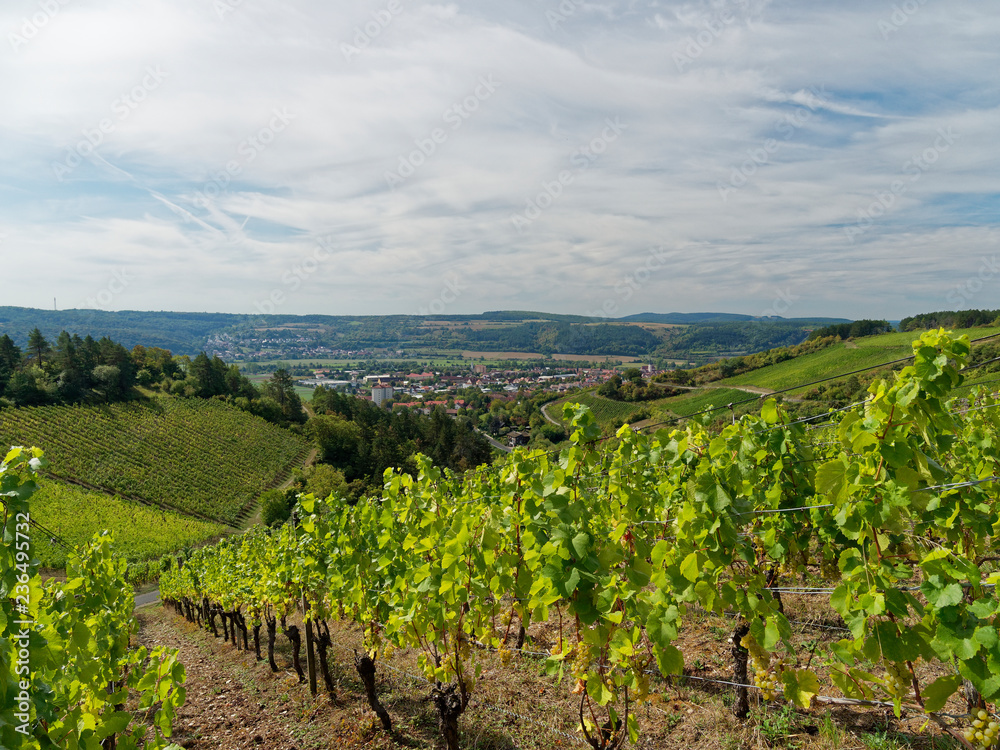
top-left (554, 387), bottom-right (764, 432)
top-left (715, 326), bottom-right (1000, 394)
top-left (552, 393), bottom-right (648, 428)
top-left (31, 480), bottom-right (226, 568)
top-left (653, 387), bottom-right (761, 418)
top-left (0, 398), bottom-right (310, 525)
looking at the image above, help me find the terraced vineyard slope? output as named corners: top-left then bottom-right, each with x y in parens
top-left (0, 398), bottom-right (310, 524)
top-left (31, 480), bottom-right (226, 568)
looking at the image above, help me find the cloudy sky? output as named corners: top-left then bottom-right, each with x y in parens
top-left (3, 0), bottom-right (998, 319)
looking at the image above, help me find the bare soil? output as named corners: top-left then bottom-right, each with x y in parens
top-left (137, 598), bottom-right (966, 750)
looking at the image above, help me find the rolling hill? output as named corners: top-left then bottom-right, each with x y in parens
top-left (0, 397), bottom-right (310, 525)
top-left (548, 324), bottom-right (1000, 433)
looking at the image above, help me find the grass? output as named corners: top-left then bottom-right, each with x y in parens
top-left (715, 326), bottom-right (1000, 394)
top-left (551, 392), bottom-right (648, 429)
top-left (552, 386), bottom-right (762, 434)
top-left (31, 480), bottom-right (226, 568)
top-left (0, 397), bottom-right (310, 524)
top-left (654, 387), bottom-right (759, 418)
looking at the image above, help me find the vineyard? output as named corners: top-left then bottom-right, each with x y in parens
top-left (160, 329), bottom-right (1000, 750)
top-left (552, 387), bottom-right (762, 433)
top-left (0, 447), bottom-right (186, 750)
top-left (550, 392), bottom-right (649, 429)
top-left (0, 398), bottom-right (310, 524)
top-left (30, 480), bottom-right (225, 569)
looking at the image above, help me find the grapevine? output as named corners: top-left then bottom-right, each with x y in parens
top-left (1, 446), bottom-right (186, 750)
top-left (158, 329), bottom-right (1000, 749)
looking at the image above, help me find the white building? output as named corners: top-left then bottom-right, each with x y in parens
top-left (372, 384), bottom-right (394, 406)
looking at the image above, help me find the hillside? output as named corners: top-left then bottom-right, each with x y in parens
top-left (713, 326), bottom-right (1000, 393)
top-left (0, 306), bottom-right (846, 363)
top-left (549, 324), bottom-right (1000, 433)
top-left (0, 397), bottom-right (309, 524)
top-left (31, 480), bottom-right (226, 568)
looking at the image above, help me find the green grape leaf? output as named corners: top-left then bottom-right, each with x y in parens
top-left (780, 668), bottom-right (820, 708)
top-left (921, 674), bottom-right (963, 712)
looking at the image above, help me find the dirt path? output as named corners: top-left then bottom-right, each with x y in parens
top-left (540, 401), bottom-right (562, 426)
top-left (243, 447), bottom-right (319, 529)
top-left (136, 606), bottom-right (333, 750)
top-left (475, 427), bottom-right (511, 453)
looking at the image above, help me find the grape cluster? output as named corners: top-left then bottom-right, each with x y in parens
top-left (883, 662), bottom-right (908, 700)
top-left (965, 710), bottom-right (1000, 749)
top-left (498, 646), bottom-right (513, 666)
top-left (751, 655), bottom-right (780, 701)
top-left (633, 672), bottom-right (650, 703)
top-left (571, 642), bottom-right (591, 679)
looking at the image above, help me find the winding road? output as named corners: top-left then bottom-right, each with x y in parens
top-left (476, 428), bottom-right (512, 453)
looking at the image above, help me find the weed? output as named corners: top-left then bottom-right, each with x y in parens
top-left (858, 730), bottom-right (919, 749)
top-left (755, 702), bottom-right (798, 747)
top-left (818, 710), bottom-right (844, 746)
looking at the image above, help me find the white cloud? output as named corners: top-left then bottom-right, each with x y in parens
top-left (1, 0), bottom-right (998, 318)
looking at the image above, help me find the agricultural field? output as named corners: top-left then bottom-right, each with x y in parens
top-left (0, 398), bottom-right (310, 525)
top-left (716, 326), bottom-right (1000, 393)
top-left (651, 386), bottom-right (762, 420)
top-left (30, 480), bottom-right (226, 568)
top-left (551, 387), bottom-right (763, 433)
top-left (548, 392), bottom-right (648, 428)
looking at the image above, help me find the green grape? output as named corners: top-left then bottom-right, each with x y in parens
top-left (751, 654), bottom-right (779, 702)
top-left (571, 642), bottom-right (590, 679)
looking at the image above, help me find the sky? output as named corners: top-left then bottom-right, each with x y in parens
top-left (2, 0), bottom-right (998, 320)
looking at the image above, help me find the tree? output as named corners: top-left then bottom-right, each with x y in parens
top-left (262, 369), bottom-right (305, 425)
top-left (27, 328), bottom-right (51, 367)
top-left (304, 464), bottom-right (349, 501)
top-left (622, 367), bottom-right (643, 384)
top-left (0, 335), bottom-right (21, 399)
top-left (6, 370), bottom-right (45, 406)
top-left (54, 331), bottom-right (77, 372)
top-left (598, 374), bottom-right (622, 399)
top-left (92, 365), bottom-right (121, 402)
top-left (189, 352), bottom-right (226, 398)
top-left (305, 415), bottom-right (361, 474)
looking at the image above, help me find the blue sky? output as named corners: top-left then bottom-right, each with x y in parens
top-left (2, 0), bottom-right (998, 319)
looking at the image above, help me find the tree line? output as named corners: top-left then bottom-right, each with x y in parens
top-left (806, 319), bottom-right (892, 340)
top-left (0, 328), bottom-right (304, 428)
top-left (259, 385), bottom-right (495, 522)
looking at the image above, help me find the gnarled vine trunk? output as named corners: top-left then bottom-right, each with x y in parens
top-left (731, 619), bottom-right (751, 719)
top-left (265, 614), bottom-right (278, 672)
top-left (433, 683), bottom-right (465, 750)
top-left (354, 650), bottom-right (392, 731)
top-left (282, 617), bottom-right (305, 682)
